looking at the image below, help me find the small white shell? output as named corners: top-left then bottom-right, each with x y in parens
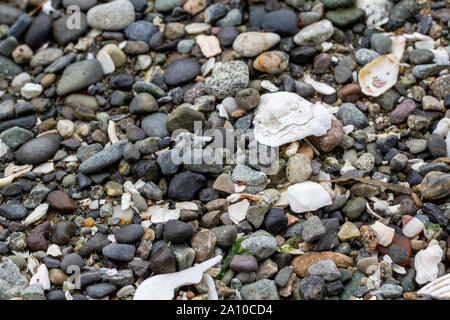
top-left (134, 255), bottom-right (222, 300)
top-left (23, 203), bottom-right (49, 227)
top-left (358, 36), bottom-right (406, 97)
top-left (227, 199), bottom-right (250, 224)
top-left (303, 74), bottom-right (336, 95)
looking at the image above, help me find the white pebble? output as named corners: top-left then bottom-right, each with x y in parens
top-left (21, 83), bottom-right (42, 99)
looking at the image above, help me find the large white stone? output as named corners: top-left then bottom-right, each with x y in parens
top-left (287, 182), bottom-right (332, 213)
top-left (415, 239), bottom-right (443, 285)
top-left (233, 32), bottom-right (281, 57)
top-left (253, 92), bottom-right (332, 147)
top-left (87, 0), bottom-right (135, 31)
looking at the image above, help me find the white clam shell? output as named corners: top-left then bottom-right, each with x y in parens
top-left (358, 36), bottom-right (405, 97)
top-left (253, 92), bottom-right (332, 147)
top-left (417, 274), bottom-right (450, 300)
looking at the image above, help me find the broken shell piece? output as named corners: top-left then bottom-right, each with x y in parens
top-left (121, 192), bottom-right (132, 211)
top-left (133, 255), bottom-right (222, 300)
top-left (228, 199), bottom-right (250, 224)
top-left (30, 264), bottom-right (51, 291)
top-left (24, 203), bottom-right (49, 227)
top-left (371, 221), bottom-right (395, 247)
top-left (286, 181), bottom-right (332, 213)
top-left (357, 0), bottom-right (392, 30)
top-left (402, 216), bottom-right (424, 238)
top-left (108, 120), bottom-right (119, 144)
top-left (32, 162), bottom-right (54, 175)
top-left (358, 36), bottom-right (406, 97)
top-left (149, 206), bottom-right (180, 224)
top-left (0, 164), bottom-right (32, 188)
top-left (253, 92), bottom-right (332, 147)
top-left (414, 239), bottom-right (443, 285)
top-left (260, 80), bottom-right (279, 92)
top-left (417, 274), bottom-right (450, 300)
top-left (303, 74), bottom-right (336, 95)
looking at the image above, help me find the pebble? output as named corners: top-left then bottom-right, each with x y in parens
top-left (87, 0), bottom-right (135, 31)
top-left (336, 103), bottom-right (369, 128)
top-left (294, 20), bottom-right (334, 46)
top-left (308, 260), bottom-right (341, 281)
top-left (167, 172), bottom-right (206, 201)
top-left (15, 134), bottom-right (61, 165)
top-left (164, 58), bottom-right (201, 86)
top-left (56, 59), bottom-right (104, 96)
top-left (253, 51), bottom-right (290, 75)
top-left (205, 60), bottom-right (249, 99)
top-left (102, 244), bottom-right (136, 262)
top-left (260, 9), bottom-right (298, 36)
top-left (47, 191), bottom-right (77, 214)
top-left (286, 154), bottom-right (312, 183)
top-left (79, 141), bottom-right (127, 174)
top-left (302, 216), bottom-right (326, 242)
top-left (232, 32), bottom-right (280, 57)
top-left (115, 224), bottom-right (144, 244)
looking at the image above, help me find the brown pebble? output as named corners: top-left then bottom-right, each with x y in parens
top-left (46, 190), bottom-right (77, 214)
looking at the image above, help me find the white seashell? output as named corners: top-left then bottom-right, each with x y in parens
top-left (121, 192), bottom-right (132, 211)
top-left (21, 83), bottom-right (43, 99)
top-left (216, 104), bottom-right (229, 119)
top-left (446, 131), bottom-right (450, 158)
top-left (228, 199), bottom-right (250, 224)
top-left (47, 244), bottom-right (62, 257)
top-left (0, 164), bottom-right (32, 188)
top-left (32, 162), bottom-right (54, 175)
top-left (414, 239), bottom-right (443, 285)
top-left (150, 207), bottom-right (180, 224)
top-left (202, 57), bottom-right (215, 77)
top-left (24, 203), bottom-right (49, 227)
top-left (112, 204), bottom-right (134, 220)
top-left (303, 74), bottom-right (336, 95)
top-left (402, 217), bottom-right (424, 237)
top-left (357, 0), bottom-right (392, 30)
top-left (286, 181), bottom-right (332, 213)
top-left (433, 118), bottom-right (450, 137)
top-left (27, 255), bottom-right (39, 275)
top-left (371, 221), bottom-right (395, 247)
top-left (358, 36), bottom-right (406, 97)
top-left (133, 255), bottom-right (222, 300)
top-left (205, 273), bottom-right (219, 300)
top-left (417, 274), bottom-right (450, 300)
top-left (108, 120), bottom-right (119, 144)
top-left (260, 80), bottom-right (279, 92)
top-left (107, 235), bottom-right (116, 243)
top-left (253, 92), bottom-right (332, 147)
top-left (340, 160), bottom-right (356, 175)
top-left (175, 202), bottom-right (198, 211)
top-left (30, 264), bottom-right (50, 291)
top-left (0, 139), bottom-right (9, 158)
